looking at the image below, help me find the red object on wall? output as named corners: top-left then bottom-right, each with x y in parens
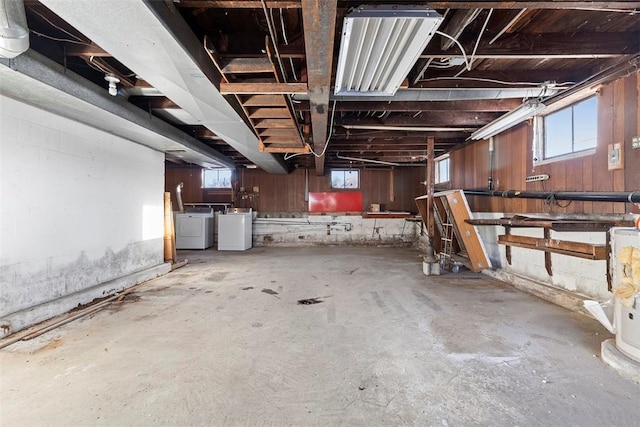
top-left (309, 192), bottom-right (363, 213)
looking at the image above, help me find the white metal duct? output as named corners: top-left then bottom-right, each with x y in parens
top-left (39, 0), bottom-right (287, 174)
top-left (0, 0), bottom-right (29, 58)
top-left (0, 50), bottom-right (235, 170)
top-left (335, 5), bottom-right (443, 96)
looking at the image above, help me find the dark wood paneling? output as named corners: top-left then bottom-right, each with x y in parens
top-left (165, 165), bottom-right (204, 208)
top-left (624, 74), bottom-right (640, 214)
top-left (452, 73), bottom-right (638, 215)
top-left (165, 74), bottom-right (636, 216)
top-left (230, 167), bottom-right (428, 213)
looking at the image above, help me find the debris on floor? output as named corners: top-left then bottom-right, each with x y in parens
top-left (297, 298), bottom-right (323, 305)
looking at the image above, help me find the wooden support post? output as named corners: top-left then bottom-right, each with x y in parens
top-left (426, 137), bottom-right (435, 245)
top-left (543, 228), bottom-right (553, 276)
top-left (606, 229), bottom-right (612, 291)
top-left (163, 192), bottom-right (173, 263)
top-left (504, 225), bottom-right (512, 265)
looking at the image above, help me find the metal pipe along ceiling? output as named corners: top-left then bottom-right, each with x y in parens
top-left (463, 190), bottom-right (640, 203)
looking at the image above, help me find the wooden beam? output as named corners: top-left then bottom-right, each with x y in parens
top-left (220, 82), bottom-right (307, 94)
top-left (249, 108), bottom-right (292, 118)
top-left (261, 145), bottom-right (310, 153)
top-left (242, 94), bottom-right (287, 106)
top-left (220, 47), bottom-right (305, 59)
top-left (258, 128), bottom-right (300, 137)
top-left (426, 137), bottom-right (435, 247)
top-left (221, 58), bottom-right (275, 74)
top-left (498, 234), bottom-right (607, 260)
top-left (176, 1), bottom-right (301, 8)
top-left (337, 112), bottom-right (501, 127)
top-left (424, 32), bottom-right (639, 59)
top-left (488, 8), bottom-right (529, 45)
top-left (358, 2), bottom-right (640, 10)
top-left (302, 0), bottom-right (337, 176)
top-left (440, 9), bottom-right (481, 50)
top-left (295, 99), bottom-right (522, 112)
top-left (254, 118), bottom-right (297, 128)
top-left (414, 70), bottom-right (588, 87)
top-left (331, 132), bottom-right (469, 144)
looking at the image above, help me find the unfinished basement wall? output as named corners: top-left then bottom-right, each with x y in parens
top-left (166, 165), bottom-right (427, 213)
top-left (447, 73), bottom-right (639, 302)
top-left (165, 164), bottom-right (428, 246)
top-left (450, 73), bottom-right (639, 214)
top-left (0, 95), bottom-right (168, 336)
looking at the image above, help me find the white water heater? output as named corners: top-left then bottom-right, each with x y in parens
top-left (610, 227), bottom-right (640, 362)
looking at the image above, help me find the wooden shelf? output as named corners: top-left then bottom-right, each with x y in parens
top-left (498, 234), bottom-right (606, 260)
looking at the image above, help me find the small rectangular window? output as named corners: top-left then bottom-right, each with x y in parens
top-left (543, 96), bottom-right (597, 160)
top-left (331, 170), bottom-right (359, 189)
top-left (435, 156), bottom-right (450, 184)
top-left (202, 169), bottom-right (232, 188)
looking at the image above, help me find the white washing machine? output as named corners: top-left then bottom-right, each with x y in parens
top-left (175, 209), bottom-right (214, 250)
top-left (218, 208), bottom-right (252, 251)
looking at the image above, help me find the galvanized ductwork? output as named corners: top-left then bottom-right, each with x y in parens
top-left (0, 0), bottom-right (29, 59)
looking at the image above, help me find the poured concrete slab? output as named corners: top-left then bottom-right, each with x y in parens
top-left (601, 338), bottom-right (640, 385)
top-left (1, 247), bottom-right (638, 425)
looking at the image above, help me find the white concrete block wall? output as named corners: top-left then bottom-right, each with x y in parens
top-left (253, 215), bottom-right (418, 247)
top-left (474, 212), bottom-right (611, 300)
top-left (0, 95), bottom-right (166, 334)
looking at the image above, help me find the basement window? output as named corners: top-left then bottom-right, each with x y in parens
top-left (202, 169), bottom-right (232, 188)
top-left (435, 155), bottom-right (450, 184)
top-left (331, 170), bottom-right (359, 189)
top-left (537, 96), bottom-right (597, 162)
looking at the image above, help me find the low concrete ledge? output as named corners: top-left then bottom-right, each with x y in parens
top-left (482, 269), bottom-right (592, 315)
top-left (0, 263), bottom-right (171, 337)
top-left (601, 339), bottom-right (640, 385)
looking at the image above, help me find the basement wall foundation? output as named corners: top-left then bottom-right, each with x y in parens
top-left (252, 214), bottom-right (419, 247)
top-left (0, 95), bottom-right (166, 336)
top-left (472, 212), bottom-right (612, 302)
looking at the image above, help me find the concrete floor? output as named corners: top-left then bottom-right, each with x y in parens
top-left (1, 247), bottom-right (639, 426)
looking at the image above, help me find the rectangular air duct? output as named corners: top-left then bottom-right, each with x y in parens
top-left (334, 5), bottom-right (443, 96)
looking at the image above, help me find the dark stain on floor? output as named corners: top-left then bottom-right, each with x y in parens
top-left (297, 298), bottom-right (324, 305)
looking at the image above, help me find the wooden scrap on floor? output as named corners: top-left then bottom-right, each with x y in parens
top-left (164, 191), bottom-right (188, 271)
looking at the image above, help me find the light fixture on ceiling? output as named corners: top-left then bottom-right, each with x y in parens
top-left (469, 99), bottom-right (546, 141)
top-left (334, 5), bottom-right (443, 97)
top-left (104, 73), bottom-right (120, 96)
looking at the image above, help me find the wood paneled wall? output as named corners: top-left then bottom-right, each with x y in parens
top-left (165, 164), bottom-right (204, 208)
top-left (165, 165), bottom-right (429, 213)
top-left (450, 73), bottom-right (639, 214)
